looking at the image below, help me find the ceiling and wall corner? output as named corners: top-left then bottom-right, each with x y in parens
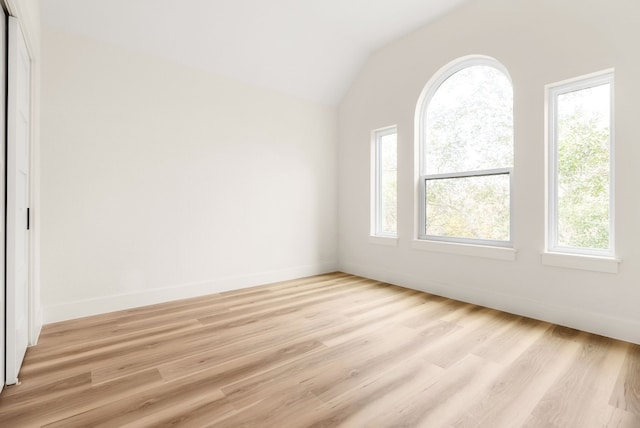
top-left (39, 0), bottom-right (474, 105)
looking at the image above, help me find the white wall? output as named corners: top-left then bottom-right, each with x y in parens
top-left (338, 0), bottom-right (640, 344)
top-left (41, 27), bottom-right (337, 322)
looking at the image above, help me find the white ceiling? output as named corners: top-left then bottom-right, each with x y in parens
top-left (39, 0), bottom-right (472, 105)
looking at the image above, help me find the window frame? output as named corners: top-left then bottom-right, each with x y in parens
top-left (419, 167), bottom-right (513, 247)
top-left (416, 56), bottom-right (514, 248)
top-left (546, 69), bottom-right (615, 258)
top-left (371, 125), bottom-right (398, 239)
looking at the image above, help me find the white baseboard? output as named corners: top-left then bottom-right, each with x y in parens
top-left (44, 261), bottom-right (338, 324)
top-left (340, 261), bottom-right (640, 345)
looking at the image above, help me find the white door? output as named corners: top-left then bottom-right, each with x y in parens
top-left (6, 16), bottom-right (31, 386)
top-left (0, 9), bottom-right (7, 393)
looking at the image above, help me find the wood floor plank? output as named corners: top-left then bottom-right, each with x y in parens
top-left (600, 405), bottom-right (640, 428)
top-left (48, 339), bottom-right (326, 427)
top-left (309, 322), bottom-right (460, 403)
top-left (213, 384), bottom-right (329, 428)
top-left (21, 318), bottom-right (203, 369)
top-left (400, 296), bottom-right (466, 329)
top-left (610, 343), bottom-right (640, 417)
top-left (131, 396), bottom-right (241, 428)
top-left (94, 307), bottom-right (335, 385)
top-left (0, 273), bottom-right (638, 427)
top-left (196, 278), bottom-right (379, 327)
top-left (472, 316), bottom-right (550, 365)
top-left (306, 358), bottom-right (444, 428)
top-left (85, 283), bottom-right (370, 385)
top-left (362, 354), bottom-right (503, 427)
top-left (523, 336), bottom-right (628, 428)
top-left (0, 371), bottom-right (91, 407)
top-left (221, 327), bottom-right (418, 410)
top-left (43, 380), bottom-right (227, 428)
top-left (0, 369), bottom-right (163, 426)
top-left (421, 308), bottom-right (516, 368)
top-left (13, 320), bottom-right (208, 392)
top-left (450, 326), bottom-right (584, 428)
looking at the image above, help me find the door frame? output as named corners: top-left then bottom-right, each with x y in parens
top-left (1, 0), bottom-right (40, 387)
top-left (5, 14), bottom-right (31, 385)
top-left (0, 5), bottom-right (7, 393)
top-left (3, 0), bottom-right (41, 351)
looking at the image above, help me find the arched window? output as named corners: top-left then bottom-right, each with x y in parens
top-left (417, 56), bottom-right (513, 246)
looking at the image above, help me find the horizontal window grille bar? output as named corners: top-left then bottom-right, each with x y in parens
top-left (423, 167), bottom-right (512, 180)
top-left (418, 235), bottom-right (512, 247)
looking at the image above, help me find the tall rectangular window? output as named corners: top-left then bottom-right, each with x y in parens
top-left (372, 127), bottom-right (397, 237)
top-left (547, 70), bottom-right (614, 256)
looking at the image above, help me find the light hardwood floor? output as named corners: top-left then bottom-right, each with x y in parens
top-left (0, 272), bottom-right (639, 427)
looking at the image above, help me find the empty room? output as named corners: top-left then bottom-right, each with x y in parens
top-left (0, 0), bottom-right (639, 426)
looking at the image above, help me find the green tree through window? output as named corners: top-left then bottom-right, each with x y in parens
top-left (420, 58), bottom-right (513, 245)
top-left (551, 77), bottom-right (612, 254)
top-left (373, 127), bottom-right (397, 237)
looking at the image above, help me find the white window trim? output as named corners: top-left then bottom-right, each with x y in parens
top-left (545, 69), bottom-right (616, 260)
top-left (370, 125), bottom-right (398, 240)
top-left (541, 252), bottom-right (620, 274)
top-left (414, 55), bottom-right (514, 251)
top-left (412, 239), bottom-right (516, 261)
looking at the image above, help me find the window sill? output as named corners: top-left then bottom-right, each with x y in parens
top-left (368, 236), bottom-right (398, 246)
top-left (541, 252), bottom-right (620, 274)
top-left (411, 239), bottom-right (516, 261)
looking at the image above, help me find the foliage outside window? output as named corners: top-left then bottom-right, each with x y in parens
top-left (419, 57), bottom-right (514, 246)
top-left (548, 71), bottom-right (614, 256)
top-left (372, 127), bottom-right (397, 237)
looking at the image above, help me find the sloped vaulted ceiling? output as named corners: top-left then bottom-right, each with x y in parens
top-left (39, 0), bottom-right (473, 105)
